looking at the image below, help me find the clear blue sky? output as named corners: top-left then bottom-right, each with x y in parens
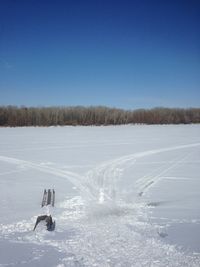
top-left (0, 0), bottom-right (199, 109)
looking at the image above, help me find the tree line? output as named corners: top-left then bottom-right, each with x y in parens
top-left (0, 106), bottom-right (199, 126)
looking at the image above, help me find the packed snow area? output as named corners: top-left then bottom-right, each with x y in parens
top-left (0, 125), bottom-right (200, 267)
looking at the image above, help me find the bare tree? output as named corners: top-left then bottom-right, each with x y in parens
top-left (0, 106), bottom-right (199, 126)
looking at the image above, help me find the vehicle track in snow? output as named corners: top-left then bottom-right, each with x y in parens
top-left (85, 143), bottom-right (200, 201)
top-left (0, 142), bottom-right (200, 266)
top-left (0, 142), bottom-right (200, 203)
top-left (0, 155), bottom-right (95, 201)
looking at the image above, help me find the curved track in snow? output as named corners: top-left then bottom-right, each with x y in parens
top-left (0, 142), bottom-right (200, 267)
top-left (85, 143), bottom-right (200, 201)
top-left (1, 142), bottom-right (199, 202)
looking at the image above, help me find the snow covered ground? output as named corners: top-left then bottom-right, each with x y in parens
top-left (0, 125), bottom-right (200, 267)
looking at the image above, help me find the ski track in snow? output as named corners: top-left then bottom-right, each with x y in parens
top-left (0, 142), bottom-right (200, 266)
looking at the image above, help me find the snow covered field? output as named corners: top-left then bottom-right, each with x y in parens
top-left (0, 125), bottom-right (200, 267)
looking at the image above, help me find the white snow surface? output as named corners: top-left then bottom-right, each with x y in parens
top-left (0, 125), bottom-right (200, 267)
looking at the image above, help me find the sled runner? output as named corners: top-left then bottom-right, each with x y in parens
top-left (41, 189), bottom-right (55, 207)
top-left (33, 214), bottom-right (55, 231)
top-left (33, 189), bottom-right (55, 231)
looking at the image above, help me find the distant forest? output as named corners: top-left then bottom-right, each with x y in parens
top-left (0, 106), bottom-right (200, 126)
